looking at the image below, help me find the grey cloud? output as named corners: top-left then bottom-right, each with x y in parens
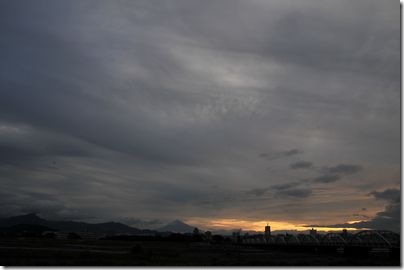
top-left (247, 187), bottom-right (312, 199)
top-left (322, 164), bottom-right (362, 175)
top-left (369, 188), bottom-right (400, 204)
top-left (307, 208), bottom-right (400, 232)
top-left (271, 181), bottom-right (302, 190)
top-left (0, 190), bottom-right (68, 220)
top-left (276, 188), bottom-right (312, 198)
top-left (352, 213), bottom-right (369, 219)
top-left (312, 174), bottom-right (341, 183)
top-left (161, 0), bottom-right (399, 80)
top-left (306, 188), bottom-right (400, 232)
top-left (246, 180), bottom-right (309, 199)
top-left (259, 149), bottom-right (303, 161)
top-left (284, 149), bottom-right (302, 156)
top-left (311, 163), bottom-right (362, 184)
top-left (290, 161), bottom-right (313, 170)
top-left (246, 188), bottom-right (271, 197)
top-left (0, 123), bottom-right (94, 167)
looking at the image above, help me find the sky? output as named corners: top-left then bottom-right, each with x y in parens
top-left (0, 0), bottom-right (400, 232)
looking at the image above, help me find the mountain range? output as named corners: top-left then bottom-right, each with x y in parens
top-left (0, 214), bottom-right (155, 235)
top-left (0, 213), bottom-right (205, 235)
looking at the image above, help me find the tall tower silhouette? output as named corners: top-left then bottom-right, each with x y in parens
top-left (265, 223), bottom-right (271, 238)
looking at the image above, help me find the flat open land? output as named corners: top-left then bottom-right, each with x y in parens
top-left (0, 238), bottom-right (399, 266)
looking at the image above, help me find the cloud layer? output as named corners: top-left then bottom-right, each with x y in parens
top-left (0, 0), bottom-right (400, 230)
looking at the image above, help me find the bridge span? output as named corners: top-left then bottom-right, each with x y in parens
top-left (237, 230), bottom-right (400, 253)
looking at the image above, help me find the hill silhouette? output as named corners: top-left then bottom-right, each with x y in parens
top-left (0, 213), bottom-right (156, 235)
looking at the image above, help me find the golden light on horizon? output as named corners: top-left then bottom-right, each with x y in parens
top-left (185, 218), bottom-right (365, 232)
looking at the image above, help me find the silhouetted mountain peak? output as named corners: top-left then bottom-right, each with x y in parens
top-left (0, 213), bottom-right (47, 226)
top-left (158, 219), bottom-right (195, 233)
top-left (15, 213), bottom-right (41, 219)
top-left (172, 219), bottom-right (186, 224)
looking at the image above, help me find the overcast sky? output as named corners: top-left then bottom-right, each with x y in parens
top-left (0, 0), bottom-right (400, 232)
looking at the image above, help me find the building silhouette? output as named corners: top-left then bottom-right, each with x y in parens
top-left (265, 224), bottom-right (271, 242)
top-left (309, 228), bottom-right (317, 237)
top-left (265, 224), bottom-right (271, 236)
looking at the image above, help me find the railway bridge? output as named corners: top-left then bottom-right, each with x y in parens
top-left (239, 230), bottom-right (400, 254)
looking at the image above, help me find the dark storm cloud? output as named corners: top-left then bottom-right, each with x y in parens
top-left (369, 188), bottom-right (400, 204)
top-left (306, 188), bottom-right (401, 232)
top-left (290, 161), bottom-right (313, 170)
top-left (0, 0), bottom-right (399, 226)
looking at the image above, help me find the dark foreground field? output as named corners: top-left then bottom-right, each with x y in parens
top-left (0, 238), bottom-right (400, 266)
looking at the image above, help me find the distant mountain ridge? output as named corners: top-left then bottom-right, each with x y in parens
top-left (0, 213), bottom-right (156, 235)
top-left (157, 219), bottom-right (195, 233)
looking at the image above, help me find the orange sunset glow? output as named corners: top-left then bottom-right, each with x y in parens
top-left (185, 218), bottom-right (365, 232)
